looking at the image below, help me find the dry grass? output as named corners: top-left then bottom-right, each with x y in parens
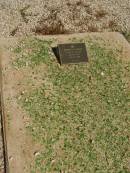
top-left (95, 9), bottom-right (107, 19)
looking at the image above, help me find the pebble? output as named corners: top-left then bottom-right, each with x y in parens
top-left (34, 151), bottom-right (40, 157)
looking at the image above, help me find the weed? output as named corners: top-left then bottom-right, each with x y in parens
top-left (108, 20), bottom-right (118, 31)
top-left (13, 38), bottom-right (53, 68)
top-left (95, 9), bottom-right (107, 19)
top-left (20, 5), bottom-right (30, 23)
top-left (88, 26), bottom-right (99, 32)
top-left (33, 10), bottom-right (68, 35)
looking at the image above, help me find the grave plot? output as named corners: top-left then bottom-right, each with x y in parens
top-left (1, 33), bottom-right (130, 173)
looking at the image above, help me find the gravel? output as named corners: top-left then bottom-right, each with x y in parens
top-left (0, 0), bottom-right (130, 36)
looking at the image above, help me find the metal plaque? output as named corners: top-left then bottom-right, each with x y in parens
top-left (58, 43), bottom-right (88, 64)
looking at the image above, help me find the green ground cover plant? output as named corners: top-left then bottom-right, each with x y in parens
top-left (13, 37), bottom-right (130, 173)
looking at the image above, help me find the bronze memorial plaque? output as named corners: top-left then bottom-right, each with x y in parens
top-left (58, 43), bottom-right (88, 64)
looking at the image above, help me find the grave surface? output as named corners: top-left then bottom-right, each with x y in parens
top-left (0, 33), bottom-right (130, 173)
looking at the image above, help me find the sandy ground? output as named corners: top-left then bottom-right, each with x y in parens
top-left (0, 0), bottom-right (130, 36)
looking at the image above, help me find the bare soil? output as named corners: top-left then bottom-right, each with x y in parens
top-left (1, 40), bottom-right (42, 173)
